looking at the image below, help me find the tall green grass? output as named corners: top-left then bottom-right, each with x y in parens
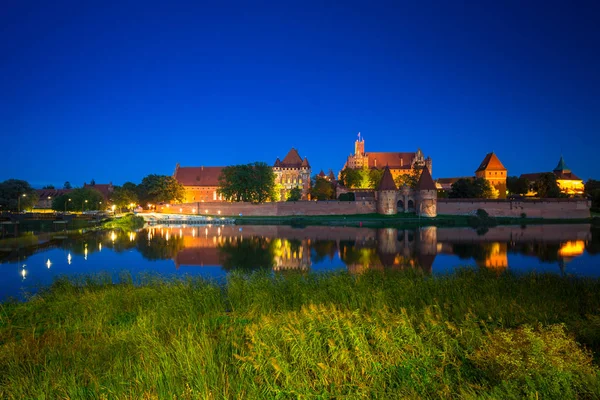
top-left (1, 269), bottom-right (599, 398)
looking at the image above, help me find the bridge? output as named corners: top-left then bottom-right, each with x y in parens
top-left (138, 213), bottom-right (236, 226)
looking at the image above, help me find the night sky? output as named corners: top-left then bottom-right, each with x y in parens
top-left (1, 1), bottom-right (599, 188)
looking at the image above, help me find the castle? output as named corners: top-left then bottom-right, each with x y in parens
top-left (376, 165), bottom-right (438, 217)
top-left (343, 133), bottom-right (432, 180)
top-left (273, 148), bottom-right (311, 200)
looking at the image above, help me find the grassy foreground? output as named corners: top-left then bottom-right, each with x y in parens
top-left (1, 270), bottom-right (600, 399)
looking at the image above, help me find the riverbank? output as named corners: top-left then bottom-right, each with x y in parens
top-left (1, 270), bottom-right (599, 398)
top-left (235, 212), bottom-right (598, 228)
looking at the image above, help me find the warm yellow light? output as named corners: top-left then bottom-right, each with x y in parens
top-left (218, 210), bottom-right (221, 215)
top-left (192, 208), bottom-right (196, 213)
top-left (21, 269), bottom-right (27, 279)
top-left (46, 259), bottom-right (52, 269)
top-left (112, 205), bottom-right (116, 211)
top-left (179, 208), bottom-right (183, 213)
top-left (111, 231), bottom-right (116, 242)
top-left (67, 253), bottom-right (72, 265)
top-left (558, 241), bottom-right (585, 257)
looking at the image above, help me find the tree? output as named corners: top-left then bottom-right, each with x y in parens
top-left (52, 187), bottom-right (104, 212)
top-left (0, 179), bottom-right (39, 212)
top-left (310, 176), bottom-right (335, 200)
top-left (368, 168), bottom-right (384, 189)
top-left (111, 185), bottom-right (139, 212)
top-left (287, 187), bottom-right (302, 201)
top-left (218, 162), bottom-right (276, 203)
top-left (506, 176), bottom-right (529, 195)
top-left (585, 180), bottom-right (600, 211)
top-left (63, 181), bottom-right (72, 189)
top-left (395, 167), bottom-right (422, 189)
top-left (42, 185), bottom-right (55, 189)
top-left (339, 167), bottom-right (362, 189)
top-left (449, 178), bottom-right (494, 199)
top-left (534, 173), bottom-right (561, 198)
top-left (138, 174), bottom-right (185, 204)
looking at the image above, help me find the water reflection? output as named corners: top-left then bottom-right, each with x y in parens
top-left (1, 224), bottom-right (598, 280)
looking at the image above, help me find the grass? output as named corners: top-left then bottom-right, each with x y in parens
top-left (1, 269), bottom-right (600, 399)
top-left (102, 214), bottom-right (145, 231)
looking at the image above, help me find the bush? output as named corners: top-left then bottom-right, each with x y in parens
top-left (476, 209), bottom-right (489, 218)
top-left (338, 193), bottom-right (355, 201)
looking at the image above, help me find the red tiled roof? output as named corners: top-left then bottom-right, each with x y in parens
top-left (521, 171), bottom-right (582, 181)
top-left (476, 152), bottom-right (506, 172)
top-left (36, 189), bottom-right (73, 198)
top-left (417, 167), bottom-right (436, 190)
top-left (279, 148), bottom-right (303, 167)
top-left (366, 152), bottom-right (415, 169)
top-left (378, 166), bottom-right (397, 191)
top-left (174, 166), bottom-right (224, 187)
top-left (318, 170), bottom-right (326, 177)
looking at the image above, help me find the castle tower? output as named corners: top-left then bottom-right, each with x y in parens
top-left (355, 132), bottom-right (365, 156)
top-left (377, 166), bottom-right (398, 215)
top-left (416, 166), bottom-right (437, 217)
top-left (475, 152), bottom-right (507, 199)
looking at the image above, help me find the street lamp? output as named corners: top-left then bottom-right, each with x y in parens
top-left (17, 193), bottom-right (26, 213)
top-left (99, 201), bottom-right (102, 211)
top-left (65, 198), bottom-right (72, 213)
top-left (83, 199), bottom-right (88, 213)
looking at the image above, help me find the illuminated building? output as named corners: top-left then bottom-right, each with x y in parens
top-left (520, 156), bottom-right (584, 196)
top-left (475, 152), bottom-right (507, 199)
top-left (273, 148), bottom-right (311, 200)
top-left (173, 164), bottom-right (226, 203)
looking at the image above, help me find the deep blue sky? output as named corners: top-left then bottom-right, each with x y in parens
top-left (1, 0), bottom-right (599, 188)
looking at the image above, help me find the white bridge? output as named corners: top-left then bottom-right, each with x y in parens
top-left (138, 213), bottom-right (236, 226)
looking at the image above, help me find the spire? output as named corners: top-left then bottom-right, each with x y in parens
top-left (377, 166), bottom-right (397, 191)
top-left (553, 155), bottom-right (570, 173)
top-left (416, 166), bottom-right (436, 190)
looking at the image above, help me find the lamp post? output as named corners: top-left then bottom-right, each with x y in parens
top-left (65, 198), bottom-right (72, 213)
top-left (82, 199), bottom-right (88, 213)
top-left (99, 201), bottom-right (102, 211)
top-left (17, 193), bottom-right (26, 213)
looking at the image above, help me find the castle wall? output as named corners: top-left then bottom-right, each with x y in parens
top-left (377, 190), bottom-right (397, 215)
top-left (437, 199), bottom-right (591, 219)
top-left (158, 200), bottom-right (377, 217)
top-left (417, 189), bottom-right (437, 217)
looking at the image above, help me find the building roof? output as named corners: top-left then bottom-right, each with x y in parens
top-left (553, 156), bottom-right (571, 173)
top-left (476, 152), bottom-right (507, 172)
top-left (36, 188), bottom-right (73, 199)
top-left (174, 166), bottom-right (224, 187)
top-left (366, 152), bottom-right (415, 169)
top-left (520, 171), bottom-right (582, 182)
top-left (417, 166), bottom-right (436, 190)
top-left (377, 166), bottom-right (397, 191)
top-left (278, 148), bottom-right (304, 168)
top-left (318, 170), bottom-right (326, 177)
top-left (301, 157), bottom-right (310, 168)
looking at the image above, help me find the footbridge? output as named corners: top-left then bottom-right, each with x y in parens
top-left (138, 213), bottom-right (236, 226)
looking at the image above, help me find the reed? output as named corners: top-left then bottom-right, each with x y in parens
top-left (1, 269), bottom-right (599, 398)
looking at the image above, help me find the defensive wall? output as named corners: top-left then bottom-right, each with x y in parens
top-left (437, 198), bottom-right (591, 219)
top-left (159, 200), bottom-right (377, 217)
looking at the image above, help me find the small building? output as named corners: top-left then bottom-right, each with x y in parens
top-left (273, 148), bottom-right (311, 200)
top-left (520, 156), bottom-right (584, 196)
top-left (475, 152), bottom-right (507, 199)
top-left (173, 164), bottom-right (226, 202)
top-left (34, 188), bottom-right (73, 210)
top-left (83, 182), bottom-right (115, 202)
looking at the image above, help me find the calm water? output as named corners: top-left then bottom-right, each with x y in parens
top-left (1, 224), bottom-right (599, 301)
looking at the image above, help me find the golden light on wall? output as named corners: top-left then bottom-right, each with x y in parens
top-left (558, 241), bottom-right (585, 257)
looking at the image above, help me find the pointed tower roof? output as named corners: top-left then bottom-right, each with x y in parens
top-left (476, 152), bottom-right (506, 172)
top-left (417, 166), bottom-right (437, 190)
top-left (553, 156), bottom-right (571, 173)
top-left (377, 166), bottom-right (397, 191)
top-left (318, 170), bottom-right (326, 177)
top-left (328, 169), bottom-right (336, 181)
top-left (301, 157), bottom-right (310, 168)
top-left (274, 157), bottom-right (281, 167)
top-left (280, 148), bottom-right (303, 167)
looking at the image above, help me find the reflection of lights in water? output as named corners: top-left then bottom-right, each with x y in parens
top-left (99, 242), bottom-right (102, 251)
top-left (46, 259), bottom-right (52, 269)
top-left (218, 227), bottom-right (221, 236)
top-left (129, 232), bottom-right (136, 242)
top-left (67, 253), bottom-right (72, 265)
top-left (166, 231), bottom-right (170, 241)
top-left (205, 228), bottom-right (208, 237)
top-left (111, 231), bottom-right (116, 242)
top-left (192, 228), bottom-right (196, 237)
top-left (558, 241), bottom-right (585, 257)
top-left (84, 248), bottom-right (88, 260)
top-left (179, 228), bottom-right (182, 238)
top-left (147, 231), bottom-right (152, 240)
top-left (21, 269), bottom-right (27, 280)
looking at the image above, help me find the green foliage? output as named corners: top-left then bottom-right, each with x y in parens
top-left (310, 176), bottom-right (335, 200)
top-left (449, 177), bottom-right (494, 198)
top-left (52, 188), bottom-right (104, 212)
top-left (395, 166), bottom-right (422, 189)
top-left (338, 192), bottom-right (355, 201)
top-left (63, 181), bottom-right (72, 189)
top-left (368, 167), bottom-right (384, 189)
top-left (0, 179), bottom-right (39, 211)
top-left (218, 237), bottom-right (275, 270)
top-left (42, 185), bottom-right (55, 189)
top-left (535, 173), bottom-right (562, 198)
top-left (586, 180), bottom-right (600, 210)
top-left (286, 187), bottom-right (302, 202)
top-left (111, 184), bottom-right (139, 211)
top-left (218, 162), bottom-right (276, 203)
top-left (506, 176), bottom-right (529, 195)
top-left (1, 270), bottom-right (600, 398)
top-left (339, 167), bottom-right (362, 189)
top-left (138, 174), bottom-right (185, 204)
top-left (102, 214), bottom-right (145, 231)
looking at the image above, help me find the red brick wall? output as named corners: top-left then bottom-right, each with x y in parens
top-left (437, 199), bottom-right (591, 219)
top-left (157, 201), bottom-right (376, 216)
